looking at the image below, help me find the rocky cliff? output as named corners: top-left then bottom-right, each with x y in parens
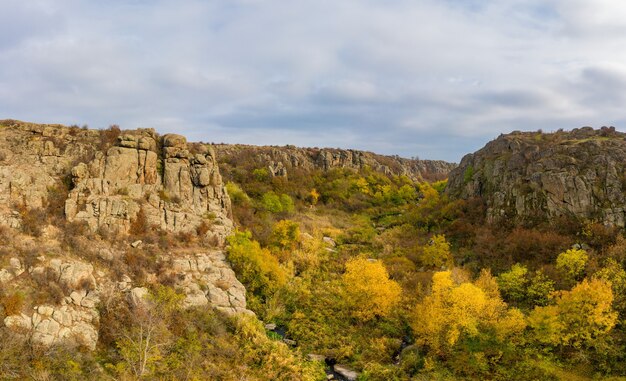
top-left (0, 120), bottom-right (247, 351)
top-left (447, 126), bottom-right (626, 227)
top-left (214, 144), bottom-right (456, 182)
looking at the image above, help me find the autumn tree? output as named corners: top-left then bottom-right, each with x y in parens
top-left (556, 248), bottom-right (588, 281)
top-left (528, 278), bottom-right (617, 349)
top-left (593, 258), bottom-right (626, 315)
top-left (269, 220), bottom-right (300, 250)
top-left (307, 188), bottom-right (320, 206)
top-left (226, 230), bottom-right (288, 310)
top-left (342, 257), bottom-right (402, 322)
top-left (411, 271), bottom-right (526, 354)
top-left (419, 234), bottom-right (454, 269)
top-left (115, 286), bottom-right (184, 378)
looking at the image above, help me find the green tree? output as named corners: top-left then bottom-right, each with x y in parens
top-left (526, 271), bottom-right (555, 307)
top-left (225, 181), bottom-right (250, 205)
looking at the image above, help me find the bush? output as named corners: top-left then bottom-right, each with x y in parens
top-left (226, 231), bottom-right (288, 311)
top-left (259, 192), bottom-right (294, 214)
top-left (19, 207), bottom-right (47, 237)
top-left (269, 220), bottom-right (300, 250)
top-left (1, 292), bottom-right (24, 316)
top-left (225, 182), bottom-right (250, 205)
top-left (99, 125), bottom-right (121, 151)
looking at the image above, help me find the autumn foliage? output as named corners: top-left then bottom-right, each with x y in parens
top-left (342, 257), bottom-right (402, 322)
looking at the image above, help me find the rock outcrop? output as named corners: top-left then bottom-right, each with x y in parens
top-left (65, 131), bottom-right (232, 241)
top-left (447, 127), bottom-right (626, 226)
top-left (0, 121), bottom-right (100, 228)
top-left (1, 257), bottom-right (100, 350)
top-left (0, 120), bottom-right (245, 351)
top-left (161, 251), bottom-right (252, 315)
top-left (215, 144), bottom-right (455, 182)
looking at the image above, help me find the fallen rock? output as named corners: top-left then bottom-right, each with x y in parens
top-left (307, 354), bottom-right (326, 362)
top-left (264, 323), bottom-right (277, 331)
top-left (283, 338), bottom-right (297, 346)
top-left (322, 236), bottom-right (336, 247)
top-left (333, 365), bottom-right (359, 381)
top-left (129, 287), bottom-right (149, 308)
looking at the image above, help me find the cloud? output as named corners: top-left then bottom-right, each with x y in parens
top-left (0, 0), bottom-right (625, 161)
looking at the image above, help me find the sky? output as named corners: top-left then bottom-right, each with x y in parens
top-left (2, 1), bottom-right (626, 162)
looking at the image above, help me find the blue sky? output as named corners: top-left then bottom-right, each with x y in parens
top-left (1, 0), bottom-right (626, 162)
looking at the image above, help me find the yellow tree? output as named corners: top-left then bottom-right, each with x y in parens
top-left (556, 248), bottom-right (588, 281)
top-left (269, 220), bottom-right (301, 250)
top-left (307, 188), bottom-right (320, 206)
top-left (342, 257), bottom-right (402, 322)
top-left (411, 271), bottom-right (525, 354)
top-left (528, 278), bottom-right (617, 349)
top-left (420, 234), bottom-right (454, 269)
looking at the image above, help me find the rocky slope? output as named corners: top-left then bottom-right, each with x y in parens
top-left (214, 144), bottom-right (456, 182)
top-left (0, 120), bottom-right (246, 351)
top-left (447, 126), bottom-right (626, 227)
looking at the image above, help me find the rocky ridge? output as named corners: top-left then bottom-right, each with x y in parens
top-left (215, 144), bottom-right (455, 182)
top-left (0, 120), bottom-right (247, 350)
top-left (447, 126), bottom-right (626, 226)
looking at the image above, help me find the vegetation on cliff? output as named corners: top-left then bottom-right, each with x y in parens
top-left (2, 122), bottom-right (626, 380)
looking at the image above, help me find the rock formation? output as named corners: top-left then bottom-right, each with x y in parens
top-left (160, 250), bottom-right (251, 315)
top-left (1, 257), bottom-right (100, 350)
top-left (65, 131), bottom-right (232, 242)
top-left (447, 127), bottom-right (626, 226)
top-left (215, 144), bottom-right (456, 182)
top-left (0, 120), bottom-right (248, 351)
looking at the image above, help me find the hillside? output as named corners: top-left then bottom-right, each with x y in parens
top-left (1, 120), bottom-right (626, 380)
top-left (214, 144), bottom-right (455, 183)
top-left (447, 126), bottom-right (626, 227)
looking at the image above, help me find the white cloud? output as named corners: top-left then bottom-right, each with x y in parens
top-left (0, 0), bottom-right (625, 161)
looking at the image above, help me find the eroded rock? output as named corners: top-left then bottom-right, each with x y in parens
top-left (447, 127), bottom-right (626, 227)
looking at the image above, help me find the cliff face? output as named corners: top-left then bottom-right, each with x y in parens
top-left (214, 144), bottom-right (456, 182)
top-left (0, 120), bottom-right (232, 240)
top-left (447, 126), bottom-right (626, 226)
top-left (0, 120), bottom-right (247, 351)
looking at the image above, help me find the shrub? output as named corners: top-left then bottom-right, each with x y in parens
top-left (99, 125), bottom-right (121, 151)
top-left (226, 231), bottom-right (287, 310)
top-left (1, 292), bottom-right (24, 316)
top-left (129, 207), bottom-right (149, 236)
top-left (463, 165), bottom-right (474, 184)
top-left (269, 220), bottom-right (300, 250)
top-left (20, 207), bottom-right (47, 237)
